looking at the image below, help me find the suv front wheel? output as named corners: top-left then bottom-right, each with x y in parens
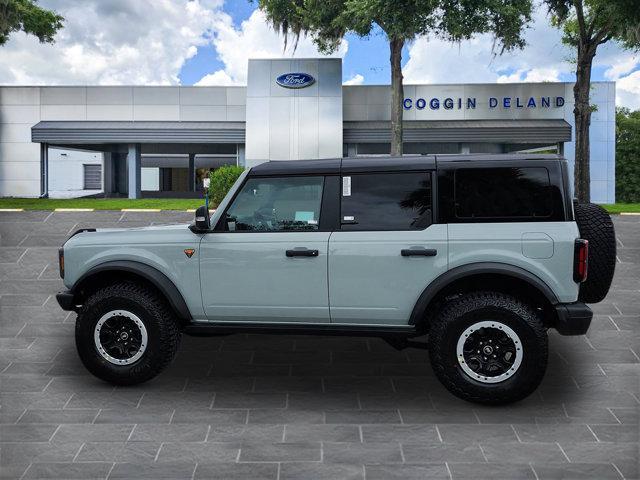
top-left (75, 282), bottom-right (181, 385)
top-left (428, 291), bottom-right (547, 405)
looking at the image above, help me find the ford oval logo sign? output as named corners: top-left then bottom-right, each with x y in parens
top-left (276, 72), bottom-right (315, 89)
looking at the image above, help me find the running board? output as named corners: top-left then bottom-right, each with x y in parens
top-left (183, 321), bottom-right (419, 339)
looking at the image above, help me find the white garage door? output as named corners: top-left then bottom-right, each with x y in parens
top-left (83, 164), bottom-right (102, 190)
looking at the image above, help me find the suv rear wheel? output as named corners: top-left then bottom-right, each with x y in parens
top-left (428, 291), bottom-right (547, 405)
top-left (75, 282), bottom-right (181, 385)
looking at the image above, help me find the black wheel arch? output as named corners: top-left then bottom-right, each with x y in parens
top-left (409, 262), bottom-right (559, 328)
top-left (70, 261), bottom-right (192, 322)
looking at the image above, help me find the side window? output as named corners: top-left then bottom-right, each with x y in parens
top-left (454, 167), bottom-right (553, 219)
top-left (341, 172), bottom-right (432, 231)
top-left (224, 176), bottom-right (324, 232)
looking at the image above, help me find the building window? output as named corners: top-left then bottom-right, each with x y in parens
top-left (83, 164), bottom-right (102, 190)
top-left (224, 176), bottom-right (324, 232)
top-left (356, 143), bottom-right (391, 156)
top-left (341, 172), bottom-right (432, 231)
top-left (454, 167), bottom-right (553, 219)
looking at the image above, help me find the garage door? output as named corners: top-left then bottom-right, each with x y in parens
top-left (83, 164), bottom-right (102, 190)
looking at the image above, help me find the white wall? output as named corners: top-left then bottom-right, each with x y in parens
top-left (0, 80), bottom-right (616, 202)
top-left (562, 83), bottom-right (616, 203)
top-left (141, 167), bottom-right (160, 191)
top-left (48, 148), bottom-right (103, 194)
top-left (0, 87), bottom-right (41, 197)
top-left (0, 85), bottom-right (246, 198)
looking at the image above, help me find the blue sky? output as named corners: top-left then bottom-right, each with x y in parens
top-left (179, 1), bottom-right (404, 86)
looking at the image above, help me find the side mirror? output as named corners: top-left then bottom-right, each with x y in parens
top-left (191, 205), bottom-right (210, 232)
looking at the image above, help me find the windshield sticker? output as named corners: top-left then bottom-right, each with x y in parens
top-left (295, 211), bottom-right (315, 222)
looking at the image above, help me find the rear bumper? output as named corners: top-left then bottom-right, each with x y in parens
top-left (56, 290), bottom-right (76, 311)
top-left (554, 302), bottom-right (592, 335)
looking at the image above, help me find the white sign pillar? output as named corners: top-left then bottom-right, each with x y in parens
top-left (245, 58), bottom-right (343, 167)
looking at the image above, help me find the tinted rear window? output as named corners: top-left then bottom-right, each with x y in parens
top-left (341, 172), bottom-right (432, 231)
top-left (455, 167), bottom-right (553, 219)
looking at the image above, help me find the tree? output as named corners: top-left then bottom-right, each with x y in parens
top-left (0, 0), bottom-right (64, 46)
top-left (258, 0), bottom-right (532, 156)
top-left (207, 165), bottom-right (245, 207)
top-left (615, 107), bottom-right (640, 203)
top-left (545, 0), bottom-right (640, 202)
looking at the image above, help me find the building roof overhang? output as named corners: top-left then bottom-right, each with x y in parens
top-left (344, 119), bottom-right (572, 144)
top-left (32, 119), bottom-right (571, 146)
top-left (32, 121), bottom-right (246, 144)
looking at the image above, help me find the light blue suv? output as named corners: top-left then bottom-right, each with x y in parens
top-left (57, 155), bottom-right (616, 404)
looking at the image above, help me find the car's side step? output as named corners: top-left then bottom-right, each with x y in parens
top-left (183, 321), bottom-right (419, 339)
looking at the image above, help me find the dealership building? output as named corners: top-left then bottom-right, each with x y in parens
top-left (0, 58), bottom-right (616, 202)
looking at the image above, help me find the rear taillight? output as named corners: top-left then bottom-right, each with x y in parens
top-left (574, 239), bottom-right (588, 283)
top-left (58, 248), bottom-right (64, 279)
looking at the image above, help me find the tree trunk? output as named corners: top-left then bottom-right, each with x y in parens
top-left (390, 37), bottom-right (404, 157)
top-left (573, 46), bottom-right (595, 203)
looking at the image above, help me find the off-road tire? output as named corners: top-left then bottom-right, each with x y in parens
top-left (574, 202), bottom-right (616, 303)
top-left (75, 282), bottom-right (181, 385)
top-left (428, 291), bottom-right (547, 405)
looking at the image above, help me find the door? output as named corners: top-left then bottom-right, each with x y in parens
top-left (200, 175), bottom-right (331, 323)
top-left (329, 171), bottom-right (448, 325)
top-left (83, 164), bottom-right (102, 190)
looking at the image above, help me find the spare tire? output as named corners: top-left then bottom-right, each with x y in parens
top-left (574, 202), bottom-right (616, 303)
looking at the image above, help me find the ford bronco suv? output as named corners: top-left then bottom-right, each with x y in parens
top-left (57, 154), bottom-right (616, 404)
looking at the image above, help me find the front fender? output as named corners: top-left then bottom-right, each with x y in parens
top-left (70, 260), bottom-right (192, 321)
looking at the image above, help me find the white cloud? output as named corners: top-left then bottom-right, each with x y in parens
top-left (343, 73), bottom-right (364, 85)
top-left (402, 9), bottom-right (639, 108)
top-left (0, 1), bottom-right (346, 87)
top-left (497, 67), bottom-right (561, 83)
top-left (0, 1), bottom-right (636, 110)
top-left (599, 52), bottom-right (640, 110)
top-left (197, 9), bottom-right (348, 86)
top-left (403, 10), bottom-right (571, 85)
top-left (195, 70), bottom-right (238, 86)
top-left (604, 53), bottom-right (639, 81)
top-left (616, 70), bottom-right (640, 110)
top-left (0, 0), bottom-right (223, 85)
top-left (496, 70), bottom-right (525, 83)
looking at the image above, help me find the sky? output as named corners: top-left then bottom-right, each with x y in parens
top-left (0, 0), bottom-right (638, 108)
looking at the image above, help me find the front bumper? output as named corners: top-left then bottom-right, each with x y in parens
top-left (56, 290), bottom-right (76, 311)
top-left (554, 302), bottom-right (593, 335)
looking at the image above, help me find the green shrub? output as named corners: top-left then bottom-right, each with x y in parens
top-left (207, 165), bottom-right (245, 207)
top-left (616, 108), bottom-right (640, 203)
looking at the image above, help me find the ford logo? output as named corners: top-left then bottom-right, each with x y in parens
top-left (276, 73), bottom-right (315, 89)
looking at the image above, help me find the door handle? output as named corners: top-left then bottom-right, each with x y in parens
top-left (286, 248), bottom-right (319, 257)
top-left (401, 248), bottom-right (437, 257)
